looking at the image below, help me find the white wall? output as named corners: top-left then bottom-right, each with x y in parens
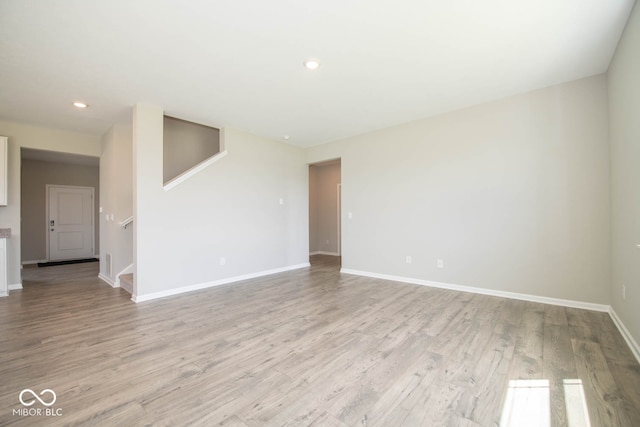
top-left (308, 75), bottom-right (611, 305)
top-left (0, 120), bottom-right (101, 287)
top-left (609, 2), bottom-right (640, 345)
top-left (100, 122), bottom-right (133, 285)
top-left (309, 162), bottom-right (341, 255)
top-left (133, 104), bottom-right (308, 299)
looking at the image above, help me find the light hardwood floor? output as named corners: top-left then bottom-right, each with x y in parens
top-left (1, 256), bottom-right (639, 426)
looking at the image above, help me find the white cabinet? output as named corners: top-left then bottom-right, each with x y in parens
top-left (0, 136), bottom-right (7, 206)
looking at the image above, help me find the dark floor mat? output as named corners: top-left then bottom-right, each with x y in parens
top-left (37, 258), bottom-right (99, 267)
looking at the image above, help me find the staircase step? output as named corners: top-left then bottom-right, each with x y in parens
top-left (119, 273), bottom-right (133, 293)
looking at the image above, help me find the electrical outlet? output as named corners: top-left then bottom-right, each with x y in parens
top-left (437, 259), bottom-right (444, 268)
top-left (406, 256), bottom-right (412, 264)
top-left (622, 284), bottom-right (626, 300)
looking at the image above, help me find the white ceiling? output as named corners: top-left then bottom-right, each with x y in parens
top-left (0, 0), bottom-right (634, 147)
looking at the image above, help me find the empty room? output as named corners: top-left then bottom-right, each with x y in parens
top-left (1, 0), bottom-right (639, 425)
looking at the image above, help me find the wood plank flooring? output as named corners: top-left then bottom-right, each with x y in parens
top-left (0, 256), bottom-right (639, 426)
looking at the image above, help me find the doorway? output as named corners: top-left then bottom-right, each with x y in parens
top-left (20, 148), bottom-right (100, 265)
top-left (47, 185), bottom-right (95, 261)
top-left (308, 159), bottom-right (342, 265)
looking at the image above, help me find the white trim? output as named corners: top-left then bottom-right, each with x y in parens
top-left (0, 291), bottom-right (6, 297)
top-left (309, 251), bottom-right (340, 256)
top-left (132, 262), bottom-right (310, 303)
top-left (609, 308), bottom-right (640, 364)
top-left (340, 269), bottom-right (610, 312)
top-left (8, 283), bottom-right (22, 291)
top-left (21, 259), bottom-right (48, 265)
top-left (98, 273), bottom-right (118, 288)
top-left (163, 149), bottom-right (228, 191)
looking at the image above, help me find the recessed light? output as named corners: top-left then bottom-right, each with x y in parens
top-left (303, 58), bottom-right (320, 70)
top-left (283, 135), bottom-right (290, 141)
top-left (73, 101), bottom-right (88, 108)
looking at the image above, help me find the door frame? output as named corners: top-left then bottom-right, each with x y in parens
top-left (45, 184), bottom-right (95, 262)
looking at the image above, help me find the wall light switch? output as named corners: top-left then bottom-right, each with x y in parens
top-left (406, 256), bottom-right (412, 264)
top-left (437, 259), bottom-right (444, 268)
top-left (279, 198), bottom-right (284, 205)
top-left (348, 212), bottom-right (353, 219)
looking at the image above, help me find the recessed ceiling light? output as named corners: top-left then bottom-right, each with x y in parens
top-left (73, 101), bottom-right (88, 108)
top-left (303, 59), bottom-right (320, 70)
top-left (283, 135), bottom-right (290, 141)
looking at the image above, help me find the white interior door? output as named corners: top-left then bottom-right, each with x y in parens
top-left (48, 185), bottom-right (94, 261)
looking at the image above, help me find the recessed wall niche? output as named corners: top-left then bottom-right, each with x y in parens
top-left (163, 116), bottom-right (221, 184)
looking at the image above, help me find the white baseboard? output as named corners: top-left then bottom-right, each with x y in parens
top-left (309, 251), bottom-right (340, 256)
top-left (132, 262), bottom-right (310, 303)
top-left (340, 269), bottom-right (610, 312)
top-left (609, 308), bottom-right (640, 364)
top-left (98, 273), bottom-right (117, 288)
top-left (8, 283), bottom-right (22, 291)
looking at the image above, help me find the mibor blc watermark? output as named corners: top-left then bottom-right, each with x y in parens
top-left (13, 389), bottom-right (63, 417)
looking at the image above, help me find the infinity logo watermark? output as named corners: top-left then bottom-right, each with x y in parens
top-left (14, 389), bottom-right (62, 417)
top-left (19, 389), bottom-right (57, 407)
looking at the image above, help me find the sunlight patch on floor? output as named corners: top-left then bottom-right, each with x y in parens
top-left (500, 379), bottom-right (550, 427)
top-left (563, 379), bottom-right (591, 427)
top-left (500, 378), bottom-right (591, 427)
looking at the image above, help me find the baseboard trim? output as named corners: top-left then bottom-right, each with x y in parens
top-left (132, 262), bottom-right (311, 303)
top-left (609, 307), bottom-right (640, 364)
top-left (340, 269), bottom-right (610, 313)
top-left (98, 273), bottom-right (118, 288)
top-left (309, 251), bottom-right (340, 256)
top-left (8, 283), bottom-right (22, 291)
